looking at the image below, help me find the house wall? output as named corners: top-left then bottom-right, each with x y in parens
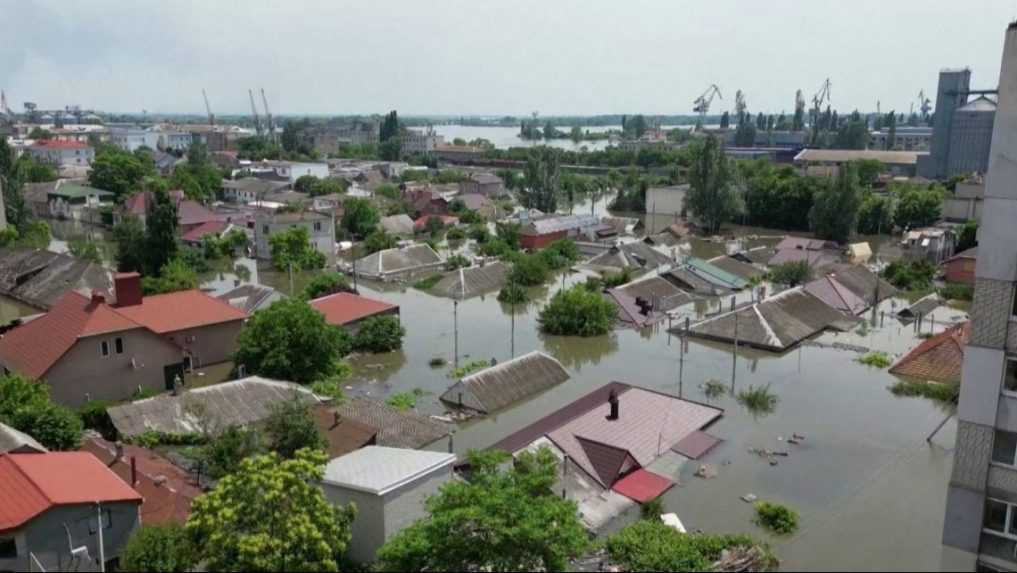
top-left (381, 467), bottom-right (452, 541)
top-left (0, 502), bottom-right (139, 573)
top-left (521, 230), bottom-right (567, 250)
top-left (254, 215), bottom-right (336, 263)
top-left (645, 186), bottom-right (687, 217)
top-left (946, 258), bottom-right (978, 286)
top-left (163, 319), bottom-right (244, 367)
top-left (42, 329), bottom-right (182, 407)
top-left (322, 486), bottom-right (386, 565)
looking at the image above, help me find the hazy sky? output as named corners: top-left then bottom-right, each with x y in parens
top-left (3, 0), bottom-right (1016, 116)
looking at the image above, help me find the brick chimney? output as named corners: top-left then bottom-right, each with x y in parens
top-left (606, 389), bottom-right (620, 421)
top-left (114, 272), bottom-right (143, 307)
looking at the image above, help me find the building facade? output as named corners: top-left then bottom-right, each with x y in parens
top-left (919, 68), bottom-right (997, 179)
top-left (109, 128), bottom-right (160, 152)
top-left (401, 128), bottom-right (444, 156)
top-left (942, 22), bottom-right (1017, 572)
top-left (26, 140), bottom-right (94, 169)
top-left (254, 210), bottom-right (336, 263)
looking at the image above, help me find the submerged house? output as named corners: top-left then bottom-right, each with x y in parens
top-left (333, 397), bottom-right (451, 451)
top-left (354, 244), bottom-right (445, 281)
top-left (310, 292), bottom-right (400, 332)
top-left (686, 287), bottom-right (857, 352)
top-left (889, 321), bottom-right (970, 384)
top-left (706, 255), bottom-right (766, 284)
top-left (607, 275), bottom-right (695, 328)
top-left (665, 257), bottom-right (749, 296)
top-left (440, 351), bottom-right (570, 414)
top-left (429, 261), bottom-right (510, 300)
top-left (519, 214), bottom-right (600, 249)
top-left (768, 236), bottom-right (842, 268)
top-left (582, 242), bottom-right (673, 275)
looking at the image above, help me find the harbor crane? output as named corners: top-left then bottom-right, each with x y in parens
top-left (918, 90), bottom-right (932, 120)
top-left (249, 89), bottom-right (262, 136)
top-left (202, 89), bottom-right (215, 127)
top-left (260, 88), bottom-right (275, 143)
top-left (693, 84), bottom-right (723, 121)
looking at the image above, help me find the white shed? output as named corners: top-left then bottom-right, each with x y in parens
top-left (322, 446), bottom-right (456, 564)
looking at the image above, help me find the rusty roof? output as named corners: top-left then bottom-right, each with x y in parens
top-left (440, 351), bottom-right (570, 414)
top-left (890, 322), bottom-right (970, 384)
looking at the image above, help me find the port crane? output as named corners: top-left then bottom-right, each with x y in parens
top-left (249, 89), bottom-right (262, 136)
top-left (693, 84), bottom-right (723, 122)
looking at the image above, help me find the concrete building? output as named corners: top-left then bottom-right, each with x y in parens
top-left (157, 130), bottom-right (194, 152)
top-left (793, 148), bottom-right (925, 178)
top-left (0, 452), bottom-right (142, 572)
top-left (401, 128), bottom-right (444, 156)
top-left (222, 177), bottom-right (290, 204)
top-left (869, 126), bottom-right (933, 151)
top-left (458, 172), bottom-right (504, 197)
top-left (919, 68), bottom-right (998, 179)
top-left (46, 183), bottom-right (115, 220)
top-left (942, 23), bottom-right (1017, 571)
top-left (945, 179), bottom-right (986, 223)
top-left (645, 184), bottom-right (689, 217)
top-left (26, 140), bottom-right (94, 170)
top-left (322, 447), bottom-right (456, 564)
top-left (335, 121), bottom-right (380, 147)
top-left (254, 210), bottom-right (335, 264)
top-left (109, 127), bottom-right (159, 152)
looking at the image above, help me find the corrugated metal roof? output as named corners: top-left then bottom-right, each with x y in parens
top-left (310, 292), bottom-right (398, 326)
top-left (440, 351), bottom-right (569, 414)
top-left (524, 214), bottom-right (600, 236)
top-left (322, 446), bottom-right (455, 496)
top-left (584, 242), bottom-right (673, 272)
top-left (333, 397), bottom-right (449, 449)
top-left (355, 244), bottom-right (444, 278)
top-left (707, 255), bottom-right (765, 282)
top-left (611, 469), bottom-right (675, 503)
top-left (430, 262), bottom-right (510, 299)
top-left (684, 257), bottom-right (748, 290)
top-left (804, 275), bottom-right (869, 315)
top-left (795, 149), bottom-right (925, 165)
top-left (108, 377), bottom-right (320, 438)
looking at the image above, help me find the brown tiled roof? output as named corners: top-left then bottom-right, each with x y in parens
top-left (313, 405), bottom-right (379, 459)
top-left (889, 322), bottom-right (970, 384)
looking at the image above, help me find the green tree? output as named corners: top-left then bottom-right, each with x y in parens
top-left (857, 191), bottom-right (895, 235)
top-left (768, 261), bottom-right (812, 286)
top-left (521, 147), bottom-right (561, 213)
top-left (303, 272), bottom-right (351, 299)
top-left (144, 188), bottom-right (180, 276)
top-left (686, 136), bottom-right (740, 233)
top-left (141, 258), bottom-right (199, 295)
top-left (113, 215), bottom-right (147, 273)
top-left (202, 425), bottom-right (265, 479)
top-left (810, 163), bottom-right (862, 243)
top-left (376, 448), bottom-right (588, 572)
top-left (264, 395), bottom-right (326, 459)
top-left (294, 174), bottom-right (319, 194)
top-left (269, 226), bottom-right (327, 271)
top-left (15, 220), bottom-right (50, 249)
top-left (353, 315), bottom-right (406, 353)
top-left (893, 183), bottom-right (944, 229)
top-left (234, 298), bottom-right (350, 384)
top-left (187, 449), bottom-right (355, 572)
top-left (538, 284), bottom-right (616, 336)
top-left (957, 219), bottom-right (979, 252)
top-left (171, 143), bottom-right (222, 202)
top-left (0, 374), bottom-right (83, 450)
top-left (309, 177), bottom-right (348, 197)
top-left (363, 228), bottom-right (398, 254)
top-left (120, 523), bottom-right (196, 572)
top-left (606, 520), bottom-right (777, 573)
top-left (17, 156), bottom-right (58, 183)
top-left (340, 197), bottom-right (380, 239)
top-left (832, 111), bottom-right (869, 149)
top-left (719, 111), bottom-right (730, 129)
top-left (380, 110), bottom-right (400, 142)
top-left (88, 146), bottom-right (156, 200)
top-left (68, 239), bottom-right (103, 264)
top-left (509, 253), bottom-right (551, 286)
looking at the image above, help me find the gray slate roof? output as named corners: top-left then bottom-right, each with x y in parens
top-left (215, 284), bottom-right (285, 314)
top-left (333, 397), bottom-right (449, 449)
top-left (379, 214), bottom-right (415, 236)
top-left (821, 263), bottom-right (897, 303)
top-left (897, 293), bottom-right (943, 322)
top-left (322, 446), bottom-right (456, 496)
top-left (609, 275), bottom-right (695, 328)
top-left (688, 287), bottom-right (855, 352)
top-left (524, 214), bottom-right (599, 236)
top-left (354, 244), bottom-right (444, 279)
top-left (440, 351), bottom-right (570, 414)
top-left (0, 248), bottom-right (112, 310)
top-left (584, 242), bottom-right (673, 272)
top-left (0, 422), bottom-right (47, 453)
top-left (429, 262), bottom-right (509, 299)
top-left (707, 255), bottom-right (766, 282)
top-left (107, 377), bottom-right (319, 438)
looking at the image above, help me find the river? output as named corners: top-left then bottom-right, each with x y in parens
top-left (430, 124), bottom-right (698, 152)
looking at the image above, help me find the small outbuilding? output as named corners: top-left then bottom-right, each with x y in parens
top-left (440, 351), bottom-right (570, 414)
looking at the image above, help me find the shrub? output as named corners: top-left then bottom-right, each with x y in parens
top-left (478, 238), bottom-right (513, 258)
top-left (510, 253), bottom-right (551, 286)
top-left (353, 315), bottom-right (406, 353)
top-left (754, 501), bottom-right (799, 535)
top-left (413, 274), bottom-right (443, 290)
top-left (940, 283), bottom-right (974, 301)
top-left (264, 395), bottom-right (327, 459)
top-left (768, 261), bottom-right (812, 286)
top-left (202, 425), bottom-right (264, 479)
top-left (890, 381), bottom-right (959, 404)
top-left (498, 283), bottom-right (529, 304)
top-left (78, 400), bottom-right (116, 440)
top-left (446, 254), bottom-right (471, 271)
top-left (538, 239), bottom-right (579, 270)
top-left (303, 272), bottom-right (351, 299)
top-left (538, 285), bottom-right (616, 336)
top-left (882, 259), bottom-right (937, 290)
top-left (450, 359), bottom-right (492, 379)
top-left (641, 497), bottom-right (664, 521)
top-left (606, 520), bottom-right (778, 573)
top-left (386, 389), bottom-right (425, 411)
top-left (736, 385), bottom-right (778, 417)
top-left (446, 227), bottom-right (466, 241)
top-left (120, 523), bottom-right (195, 572)
top-left (703, 379), bottom-right (727, 399)
top-left (364, 229), bottom-right (398, 254)
top-left (856, 351), bottom-right (892, 368)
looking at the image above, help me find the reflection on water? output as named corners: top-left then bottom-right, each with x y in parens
top-left (541, 332), bottom-right (619, 371)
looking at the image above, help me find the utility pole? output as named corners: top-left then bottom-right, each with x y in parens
top-left (453, 299), bottom-right (459, 369)
top-left (731, 312), bottom-right (739, 392)
top-left (96, 503), bottom-right (106, 572)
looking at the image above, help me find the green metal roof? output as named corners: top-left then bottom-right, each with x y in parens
top-left (49, 183), bottom-right (115, 199)
top-left (684, 257), bottom-right (749, 290)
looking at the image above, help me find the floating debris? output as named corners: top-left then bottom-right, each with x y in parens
top-left (695, 464), bottom-right (718, 479)
top-left (741, 494), bottom-right (758, 503)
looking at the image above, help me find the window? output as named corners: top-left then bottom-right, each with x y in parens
top-left (314, 222), bottom-right (322, 232)
top-left (1005, 360), bottom-right (1017, 394)
top-left (993, 430), bottom-right (1017, 466)
top-left (114, 338), bottom-right (124, 355)
top-left (985, 498), bottom-right (1017, 538)
top-left (263, 225), bottom-right (270, 235)
top-left (88, 510), bottom-right (112, 535)
top-left (1013, 289), bottom-right (1017, 316)
top-left (0, 538), bottom-right (15, 559)
top-left (100, 341), bottom-right (110, 357)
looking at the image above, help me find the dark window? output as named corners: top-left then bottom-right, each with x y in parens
top-left (88, 509), bottom-right (112, 534)
top-left (115, 338), bottom-right (124, 355)
top-left (100, 341), bottom-right (110, 357)
top-left (986, 499), bottom-right (1008, 534)
top-left (1005, 361), bottom-right (1017, 394)
top-left (0, 538), bottom-right (15, 558)
top-left (994, 430), bottom-right (1017, 466)
top-left (1013, 290), bottom-right (1017, 316)
top-left (263, 225), bottom-right (269, 235)
top-left (314, 222), bottom-right (322, 232)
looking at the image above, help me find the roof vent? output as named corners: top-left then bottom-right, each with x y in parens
top-left (607, 389), bottom-right (620, 421)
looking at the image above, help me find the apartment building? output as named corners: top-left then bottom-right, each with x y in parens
top-left (942, 22), bottom-right (1017, 572)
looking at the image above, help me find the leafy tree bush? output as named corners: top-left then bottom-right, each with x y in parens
top-left (78, 400), bottom-right (116, 440)
top-left (294, 174), bottom-right (319, 194)
top-left (768, 261), bottom-right (812, 286)
top-left (539, 239), bottom-right (579, 270)
top-left (606, 520), bottom-right (777, 572)
top-left (303, 272), bottom-right (351, 299)
top-left (940, 282), bottom-right (974, 301)
top-left (386, 388), bottom-right (425, 411)
top-left (881, 259), bottom-right (937, 290)
top-left (234, 298), bottom-right (351, 384)
top-left (340, 197), bottom-right (380, 239)
top-left (810, 164), bottom-right (862, 243)
top-left (264, 395), bottom-right (327, 459)
top-left (141, 257), bottom-right (199, 295)
top-left (89, 145), bottom-right (157, 200)
top-left (497, 282), bottom-right (528, 304)
top-left (69, 238), bottom-right (103, 264)
top-left (120, 523), bottom-right (196, 572)
top-left (269, 226), bottom-right (327, 271)
top-left (538, 285), bottom-right (616, 336)
top-left (202, 425), bottom-right (264, 479)
top-left (375, 448), bottom-right (588, 572)
top-left (857, 191), bottom-right (895, 235)
top-left (446, 226), bottom-right (466, 241)
top-left (353, 315), bottom-right (406, 353)
top-left (0, 374), bottom-right (82, 450)
top-left (754, 501), bottom-right (800, 535)
top-left (686, 136), bottom-right (740, 233)
top-left (363, 228), bottom-right (398, 254)
top-left (509, 253), bottom-right (551, 286)
top-left (445, 254), bottom-right (470, 270)
top-left (893, 183), bottom-right (944, 230)
top-left (957, 219), bottom-right (978, 252)
top-left (187, 449), bottom-right (355, 572)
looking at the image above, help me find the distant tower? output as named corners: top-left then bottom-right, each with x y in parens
top-left (922, 69), bottom-right (971, 178)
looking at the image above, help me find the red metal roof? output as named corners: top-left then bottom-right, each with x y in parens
top-left (889, 322), bottom-right (971, 384)
top-left (310, 292), bottom-right (398, 327)
top-left (611, 469), bottom-right (675, 503)
top-left (0, 291), bottom-right (141, 379)
top-left (0, 452), bottom-right (142, 533)
top-left (181, 220), bottom-right (229, 244)
top-left (114, 290), bottom-right (247, 334)
top-left (30, 140), bottom-right (89, 150)
top-left (81, 438), bottom-right (202, 525)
